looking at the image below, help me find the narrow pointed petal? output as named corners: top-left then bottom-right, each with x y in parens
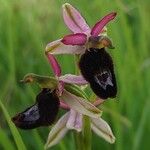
top-left (59, 74), bottom-right (88, 85)
top-left (62, 3), bottom-right (90, 33)
top-left (91, 117), bottom-right (116, 143)
top-left (46, 54), bottom-right (61, 77)
top-left (46, 39), bottom-right (86, 55)
top-left (57, 81), bottom-right (65, 96)
top-left (61, 33), bottom-right (87, 45)
top-left (45, 113), bottom-right (69, 149)
top-left (61, 90), bottom-right (102, 118)
top-left (66, 109), bottom-right (82, 132)
top-left (91, 12), bottom-right (117, 36)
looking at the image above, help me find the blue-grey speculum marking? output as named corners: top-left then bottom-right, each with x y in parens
top-left (23, 104), bottom-right (40, 121)
top-left (95, 70), bottom-right (113, 90)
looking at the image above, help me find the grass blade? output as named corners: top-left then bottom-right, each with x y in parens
top-left (0, 100), bottom-right (26, 150)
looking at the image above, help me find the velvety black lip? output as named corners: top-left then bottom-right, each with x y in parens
top-left (11, 89), bottom-right (60, 129)
top-left (79, 48), bottom-right (117, 99)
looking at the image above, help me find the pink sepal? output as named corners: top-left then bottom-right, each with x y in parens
top-left (59, 74), bottom-right (88, 85)
top-left (62, 3), bottom-right (90, 33)
top-left (61, 33), bottom-right (87, 46)
top-left (46, 54), bottom-right (61, 77)
top-left (91, 12), bottom-right (117, 36)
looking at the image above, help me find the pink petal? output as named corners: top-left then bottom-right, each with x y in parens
top-left (60, 100), bottom-right (70, 110)
top-left (91, 12), bottom-right (117, 36)
top-left (66, 109), bottom-right (82, 132)
top-left (61, 33), bottom-right (87, 46)
top-left (59, 74), bottom-right (88, 85)
top-left (57, 81), bottom-right (64, 96)
top-left (62, 3), bottom-right (90, 33)
top-left (46, 39), bottom-right (86, 55)
top-left (46, 53), bottom-right (61, 77)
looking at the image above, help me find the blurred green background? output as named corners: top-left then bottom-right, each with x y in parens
top-left (0, 0), bottom-right (150, 150)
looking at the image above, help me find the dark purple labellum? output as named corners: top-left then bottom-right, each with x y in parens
top-left (12, 88), bottom-right (60, 129)
top-left (79, 48), bottom-right (117, 99)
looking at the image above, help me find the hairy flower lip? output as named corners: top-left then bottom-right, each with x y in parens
top-left (12, 89), bottom-right (60, 130)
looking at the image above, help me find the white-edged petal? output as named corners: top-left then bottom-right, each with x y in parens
top-left (66, 109), bottom-right (82, 132)
top-left (59, 74), bottom-right (88, 85)
top-left (45, 113), bottom-right (69, 149)
top-left (61, 90), bottom-right (102, 118)
top-left (46, 39), bottom-right (86, 55)
top-left (62, 3), bottom-right (90, 33)
top-left (91, 117), bottom-right (116, 143)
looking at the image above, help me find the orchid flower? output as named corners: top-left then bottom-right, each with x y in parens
top-left (45, 55), bottom-right (115, 148)
top-left (12, 54), bottom-right (101, 129)
top-left (11, 3), bottom-right (117, 149)
top-left (45, 3), bottom-right (117, 100)
top-left (46, 3), bottom-right (116, 55)
top-left (12, 54), bottom-right (115, 148)
top-left (45, 107), bottom-right (116, 149)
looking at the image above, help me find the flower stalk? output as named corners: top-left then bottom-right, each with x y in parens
top-left (74, 52), bottom-right (92, 150)
top-left (73, 131), bottom-right (83, 150)
top-left (72, 88), bottom-right (92, 150)
top-left (82, 116), bottom-right (92, 150)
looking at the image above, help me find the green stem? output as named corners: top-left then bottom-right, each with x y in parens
top-left (82, 116), bottom-right (92, 150)
top-left (73, 54), bottom-right (92, 150)
top-left (73, 131), bottom-right (83, 150)
top-left (74, 54), bottom-right (80, 75)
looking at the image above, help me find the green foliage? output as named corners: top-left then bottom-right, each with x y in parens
top-left (0, 0), bottom-right (150, 150)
